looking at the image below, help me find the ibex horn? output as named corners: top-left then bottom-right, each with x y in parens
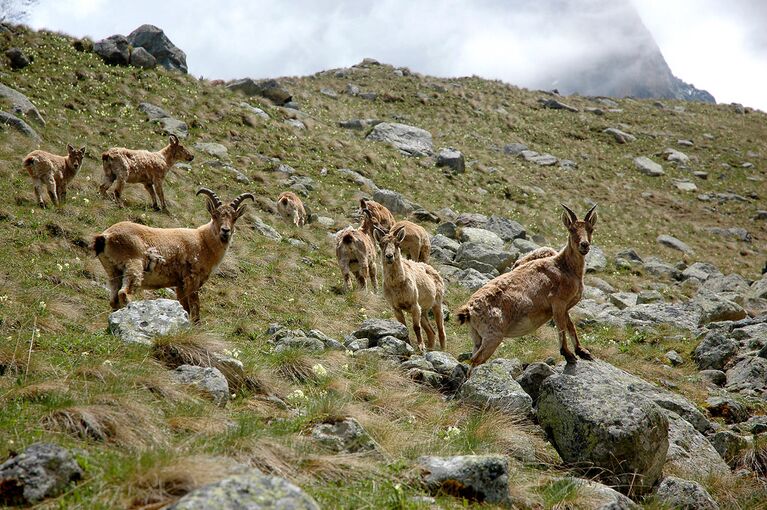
top-left (231, 192), bottom-right (256, 210)
top-left (196, 188), bottom-right (222, 208)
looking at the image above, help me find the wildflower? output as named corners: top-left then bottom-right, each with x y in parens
top-left (359, 307), bottom-right (366, 313)
top-left (231, 393), bottom-right (237, 399)
top-left (83, 198), bottom-right (90, 204)
top-left (406, 415), bottom-right (416, 425)
top-left (288, 298), bottom-right (295, 303)
top-left (312, 363), bottom-right (328, 378)
top-left (286, 389), bottom-right (308, 405)
top-left (34, 328), bottom-right (41, 337)
top-left (85, 175), bottom-right (91, 181)
top-left (102, 360), bottom-right (113, 366)
top-left (64, 263), bottom-right (70, 269)
top-left (56, 263), bottom-right (63, 272)
top-left (442, 426), bottom-right (462, 440)
top-left (38, 301), bottom-right (46, 311)
top-left (345, 349), bottom-right (354, 357)
top-left (341, 363), bottom-right (349, 371)
top-left (81, 351), bottom-right (90, 357)
top-left (0, 295), bottom-right (8, 302)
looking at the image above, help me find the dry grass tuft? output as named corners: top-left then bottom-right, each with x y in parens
top-left (297, 453), bottom-right (380, 483)
top-left (134, 373), bottom-right (201, 405)
top-left (739, 434), bottom-right (767, 479)
top-left (167, 415), bottom-right (235, 436)
top-left (42, 397), bottom-right (164, 447)
top-left (239, 438), bottom-right (299, 480)
top-left (9, 380), bottom-right (69, 402)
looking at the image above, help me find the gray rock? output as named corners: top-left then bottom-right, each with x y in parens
top-left (699, 370), bottom-right (726, 387)
top-left (693, 290), bottom-right (746, 325)
top-left (634, 156), bottom-right (664, 176)
top-left (751, 276), bottom-right (767, 300)
top-left (430, 234), bottom-right (460, 252)
top-left (538, 362), bottom-right (669, 495)
top-left (366, 122), bottom-right (434, 157)
top-left (336, 168), bottom-right (378, 191)
top-left (127, 24), bottom-right (187, 73)
top-left (611, 302), bottom-right (702, 333)
top-left (585, 246), bottom-right (607, 273)
top-left (512, 238), bottom-right (540, 255)
top-left (657, 234), bottom-right (692, 254)
top-left (456, 268), bottom-right (491, 290)
top-left (311, 418), bottom-right (375, 453)
top-left (436, 147), bottom-right (465, 173)
top-left (539, 98), bottom-right (579, 112)
top-left (0, 443), bottom-right (83, 505)
top-left (195, 142), bottom-right (228, 159)
top-left (166, 473), bottom-right (320, 509)
top-left (273, 336), bottom-right (325, 353)
top-left (5, 47), bottom-right (30, 69)
top-left (664, 148), bottom-right (690, 164)
top-left (708, 430), bottom-right (750, 464)
top-left (675, 181), bottom-right (698, 192)
top-left (485, 215), bottom-right (526, 241)
top-left (702, 274), bottom-right (750, 302)
top-left (0, 111), bottom-right (39, 140)
top-left (338, 118), bottom-right (379, 130)
top-left (556, 477), bottom-right (638, 509)
top-left (458, 359), bottom-right (530, 414)
top-left (636, 290), bottom-right (664, 304)
top-left (241, 102), bottom-right (270, 119)
top-left (424, 351), bottom-right (459, 376)
top-left (682, 262), bottom-right (722, 282)
top-left (172, 365), bottom-right (229, 406)
top-left (726, 356), bottom-right (767, 394)
top-left (407, 368), bottom-right (443, 388)
top-left (227, 78), bottom-right (292, 105)
top-left (377, 335), bottom-right (415, 357)
top-left (158, 117), bottom-right (189, 138)
top-left (138, 102), bottom-right (169, 121)
top-left (372, 188), bottom-right (417, 215)
top-left (516, 362), bottom-right (554, 404)
top-left (435, 222), bottom-right (457, 239)
top-left (655, 476), bottom-right (719, 510)
top-left (519, 150), bottom-right (558, 166)
top-left (643, 257), bottom-right (681, 280)
top-left (319, 87), bottom-right (338, 99)
top-left (417, 455), bottom-right (510, 505)
top-left (401, 356), bottom-right (434, 372)
top-left (430, 246), bottom-right (454, 264)
top-left (678, 139), bottom-right (694, 146)
top-left (0, 83), bottom-right (44, 125)
top-left (705, 395), bottom-right (748, 424)
top-left (603, 127), bottom-right (636, 143)
top-left (455, 212), bottom-right (489, 227)
top-left (93, 34), bottom-right (130, 65)
top-left (459, 227), bottom-right (504, 247)
top-left (610, 292), bottom-right (638, 310)
top-left (664, 411), bottom-right (728, 480)
top-left (129, 46), bottom-right (157, 68)
top-left (316, 216), bottom-right (335, 228)
top-left (693, 331), bottom-right (738, 370)
top-left (503, 142), bottom-right (528, 155)
top-left (707, 227), bottom-right (752, 242)
top-left (353, 318), bottom-right (409, 341)
top-left (665, 350), bottom-right (683, 366)
top-left (252, 216), bottom-right (281, 241)
top-left (108, 299), bottom-right (189, 345)
top-left (734, 415), bottom-right (767, 435)
top-left (455, 242), bottom-right (513, 272)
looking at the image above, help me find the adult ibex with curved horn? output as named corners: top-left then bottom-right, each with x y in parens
top-left (93, 188), bottom-right (255, 322)
top-left (456, 204), bottom-right (598, 375)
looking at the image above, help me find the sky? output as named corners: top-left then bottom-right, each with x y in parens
top-left (23, 0), bottom-right (767, 111)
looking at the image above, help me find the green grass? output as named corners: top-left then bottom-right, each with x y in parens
top-left (0, 23), bottom-right (766, 508)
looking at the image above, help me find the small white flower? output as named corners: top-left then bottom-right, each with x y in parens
top-left (286, 389), bottom-right (307, 405)
top-left (231, 393), bottom-right (237, 399)
top-left (81, 351), bottom-right (90, 357)
top-left (85, 176), bottom-right (91, 181)
top-left (56, 263), bottom-right (63, 272)
top-left (103, 360), bottom-right (113, 366)
top-left (344, 350), bottom-right (354, 357)
top-left (341, 363), bottom-right (349, 371)
top-left (38, 301), bottom-right (46, 310)
top-left (82, 198), bottom-right (90, 204)
top-left (0, 295), bottom-right (8, 302)
top-left (312, 363), bottom-right (328, 377)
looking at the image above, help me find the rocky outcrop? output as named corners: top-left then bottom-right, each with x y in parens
top-left (417, 455), bottom-right (510, 505)
top-left (0, 83), bottom-right (45, 125)
top-left (0, 443), bottom-right (83, 505)
top-left (171, 365), bottom-right (230, 406)
top-left (366, 122), bottom-right (434, 157)
top-left (107, 299), bottom-right (190, 345)
top-left (655, 476), bottom-right (720, 510)
top-left (127, 24), bottom-right (188, 73)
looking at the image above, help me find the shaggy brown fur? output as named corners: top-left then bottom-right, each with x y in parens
top-left (359, 198), bottom-right (395, 237)
top-left (22, 144), bottom-right (86, 207)
top-left (99, 135), bottom-right (194, 210)
top-left (335, 226), bottom-right (377, 291)
top-left (511, 246), bottom-right (558, 270)
top-left (276, 191), bottom-right (307, 226)
top-left (92, 188), bottom-right (254, 322)
top-left (374, 226), bottom-right (445, 351)
top-left (390, 220), bottom-right (430, 262)
top-left (456, 205), bottom-right (597, 373)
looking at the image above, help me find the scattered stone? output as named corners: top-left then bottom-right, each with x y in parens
top-left (516, 362), bottom-right (554, 404)
top-left (643, 257), bottom-right (682, 280)
top-left (436, 147), bottom-right (465, 173)
top-left (484, 215), bottom-right (526, 242)
top-left (241, 102), bottom-right (269, 119)
top-left (5, 47), bottom-right (30, 69)
top-left (519, 150), bottom-right (558, 166)
top-left (0, 83), bottom-right (45, 125)
top-left (539, 98), bottom-right (578, 112)
top-left (655, 476), bottom-right (720, 510)
top-left (634, 156), bottom-right (664, 176)
top-left (353, 318), bottom-right (408, 342)
top-left (708, 430), bottom-right (750, 464)
top-left (693, 290), bottom-right (746, 325)
top-left (366, 122), bottom-right (434, 157)
top-left (372, 188), bottom-right (417, 215)
top-left (93, 34), bottom-right (130, 65)
top-left (107, 299), bottom-right (189, 345)
top-left (195, 142), bottom-right (228, 159)
top-left (664, 410), bottom-right (728, 480)
top-left (338, 118), bottom-right (379, 130)
top-left (700, 370), bottom-right (726, 387)
top-left (603, 127), bottom-right (636, 143)
top-left (430, 234), bottom-right (460, 252)
top-left (166, 473), bottom-right (320, 510)
top-left (455, 268), bottom-right (491, 290)
top-left (637, 290), bottom-right (663, 304)
top-left (610, 292), bottom-right (638, 310)
top-left (706, 227), bottom-right (751, 242)
top-left (694, 171), bottom-right (709, 179)
top-left (675, 181), bottom-right (697, 192)
top-left (678, 139), bottom-right (694, 147)
top-left (664, 148), bottom-right (690, 164)
top-left (455, 242), bottom-right (513, 272)
top-left (585, 246), bottom-right (607, 273)
top-left (705, 396), bottom-right (748, 424)
top-left (417, 455), bottom-right (510, 505)
top-left (657, 234), bottom-right (693, 254)
top-left (129, 47), bottom-right (157, 68)
top-left (319, 87), bottom-right (338, 99)
top-left (458, 359), bottom-right (530, 414)
top-left (127, 24), bottom-right (188, 73)
top-left (726, 356), bottom-right (767, 394)
top-left (459, 227), bottom-right (504, 247)
top-left (692, 331), bottom-right (738, 371)
top-left (251, 216), bottom-right (282, 241)
top-left (503, 142), bottom-right (528, 155)
top-left (172, 365), bottom-right (229, 406)
top-left (665, 350), bottom-right (683, 366)
top-left (0, 111), bottom-right (40, 140)
top-left (311, 418), bottom-right (375, 453)
top-left (0, 443), bottom-right (83, 505)
top-left (227, 78), bottom-right (292, 105)
top-left (681, 262), bottom-right (722, 282)
top-left (424, 351), bottom-right (459, 376)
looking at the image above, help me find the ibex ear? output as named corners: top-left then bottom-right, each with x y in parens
top-left (561, 204), bottom-right (577, 228)
top-left (79, 146), bottom-right (86, 154)
top-left (584, 204), bottom-right (598, 228)
top-left (67, 144), bottom-right (75, 153)
top-left (169, 134), bottom-right (179, 146)
top-left (373, 225), bottom-right (385, 244)
top-left (395, 227), bottom-right (406, 244)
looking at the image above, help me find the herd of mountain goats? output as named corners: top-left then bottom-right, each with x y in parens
top-left (22, 138), bottom-right (599, 376)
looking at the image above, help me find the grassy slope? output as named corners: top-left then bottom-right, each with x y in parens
top-left (0, 26), bottom-right (765, 509)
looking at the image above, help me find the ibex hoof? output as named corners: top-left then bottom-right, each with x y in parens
top-left (575, 347), bottom-right (594, 361)
top-left (561, 348), bottom-right (578, 364)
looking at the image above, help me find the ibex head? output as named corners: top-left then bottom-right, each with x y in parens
top-left (197, 188), bottom-right (255, 243)
top-left (561, 204), bottom-right (598, 256)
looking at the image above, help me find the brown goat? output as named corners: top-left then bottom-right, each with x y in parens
top-left (276, 191), bottom-right (307, 226)
top-left (456, 205), bottom-right (597, 373)
top-left (335, 226), bottom-right (378, 291)
top-left (92, 188), bottom-right (254, 322)
top-left (511, 246), bottom-right (558, 270)
top-left (362, 210), bottom-right (430, 262)
top-left (99, 134), bottom-right (194, 210)
top-left (374, 226), bottom-right (446, 351)
top-left (359, 198), bottom-right (395, 237)
top-left (22, 144), bottom-right (86, 207)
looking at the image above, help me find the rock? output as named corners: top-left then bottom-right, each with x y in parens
top-left (678, 139), bottom-right (694, 146)
top-left (158, 117), bottom-right (189, 138)
top-left (705, 274), bottom-right (751, 300)
top-left (456, 268), bottom-right (491, 290)
top-left (338, 118), bottom-right (379, 130)
top-left (455, 242), bottom-right (513, 272)
top-left (735, 416), bottom-right (767, 435)
top-left (228, 78), bottom-right (292, 105)
top-left (458, 359), bottom-right (530, 414)
top-left (603, 127), bottom-right (636, 143)
top-left (682, 262), bottom-right (722, 282)
top-left (539, 98), bottom-right (579, 112)
top-left (372, 188), bottom-right (417, 215)
top-left (417, 455), bottom-right (510, 505)
top-left (519, 150), bottom-right (558, 166)
top-left (699, 370), bottom-right (726, 387)
top-left (537, 363), bottom-right (668, 495)
top-left (166, 473), bottom-right (320, 510)
top-left (0, 443), bottom-right (83, 505)
top-left (5, 47), bottom-right (30, 69)
top-left (692, 331), bottom-right (738, 370)
top-left (107, 299), bottom-right (189, 345)
top-left (424, 351), bottom-right (459, 375)
top-left (675, 181), bottom-right (698, 192)
top-left (512, 238), bottom-right (540, 255)
top-left (401, 356), bottom-right (434, 372)
top-left (665, 350), bottom-right (683, 366)
top-left (172, 365), bottom-right (229, 406)
top-left (127, 24), bottom-right (187, 72)
top-left (657, 234), bottom-right (693, 254)
top-left (353, 318), bottom-right (408, 341)
top-left (664, 148), bottom-right (690, 164)
top-left (634, 156), bottom-right (664, 176)
top-left (252, 216), bottom-right (281, 241)
top-left (484, 215), bottom-right (526, 242)
top-left (0, 83), bottom-right (44, 125)
top-left (637, 290), bottom-right (663, 304)
top-left (311, 418), bottom-right (375, 453)
top-left (195, 142), bottom-right (228, 159)
top-left (430, 234), bottom-right (460, 252)
top-left (585, 246), bottom-right (607, 273)
top-left (655, 476), bottom-right (720, 510)
top-left (615, 248), bottom-right (643, 265)
top-left (376, 335), bottom-right (415, 357)
top-left (366, 122), bottom-right (434, 157)
top-left (93, 34), bottom-right (130, 65)
top-left (319, 87), bottom-right (338, 99)
top-left (693, 290), bottom-right (746, 325)
top-left (663, 410), bottom-right (728, 480)
top-left (436, 147), bottom-right (465, 173)
top-left (435, 222), bottom-right (457, 239)
top-left (0, 111), bottom-right (40, 140)
top-left (709, 430), bottom-right (750, 464)
top-left (455, 212), bottom-right (489, 227)
top-left (138, 102), bottom-right (169, 121)
top-left (273, 336), bottom-right (324, 353)
top-left (752, 276), bottom-right (767, 300)
top-left (503, 142), bottom-right (528, 155)
top-left (705, 396), bottom-right (748, 424)
top-left (610, 292), bottom-right (638, 310)
top-left (549, 478), bottom-right (638, 509)
top-left (642, 258), bottom-right (681, 280)
top-left (707, 227), bottom-right (751, 242)
top-left (725, 356), bottom-right (767, 394)
top-left (459, 227), bottom-right (504, 247)
top-left (516, 362), bottom-right (554, 404)
top-left (241, 102), bottom-right (269, 119)
top-left (129, 46), bottom-right (157, 68)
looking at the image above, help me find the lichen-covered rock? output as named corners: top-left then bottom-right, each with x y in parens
top-left (0, 83), bottom-right (45, 125)
top-left (227, 78), bottom-right (292, 105)
top-left (458, 359), bottom-right (531, 415)
top-left (171, 365), bottom-right (229, 406)
top-left (366, 122), bottom-right (434, 157)
top-left (129, 46), bottom-right (157, 68)
top-left (516, 362), bottom-right (554, 404)
top-left (93, 34), bottom-right (130, 65)
top-left (417, 455), bottom-right (509, 505)
top-left (705, 395), bottom-right (748, 424)
top-left (549, 477), bottom-right (638, 509)
top-left (708, 430), bottom-right (750, 464)
top-left (166, 473), bottom-right (320, 509)
top-left (726, 356), bottom-right (767, 394)
top-left (311, 418), bottom-right (375, 453)
top-left (108, 299), bottom-right (190, 345)
top-left (663, 410), bottom-right (728, 480)
top-left (0, 443), bottom-right (83, 505)
top-left (0, 111), bottom-right (40, 140)
top-left (436, 147), bottom-right (465, 173)
top-left (655, 476), bottom-right (720, 510)
top-left (693, 331), bottom-right (738, 371)
top-left (353, 318), bottom-right (409, 341)
top-left (376, 335), bottom-right (415, 357)
top-left (424, 351), bottom-right (459, 375)
top-left (537, 362), bottom-right (670, 495)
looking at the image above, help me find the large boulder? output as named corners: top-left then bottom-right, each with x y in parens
top-left (311, 417), bottom-right (375, 453)
top-left (166, 473), bottom-right (320, 509)
top-left (693, 290), bottom-right (746, 325)
top-left (0, 83), bottom-right (45, 125)
top-left (484, 215), bottom-right (526, 241)
top-left (634, 156), bottom-right (664, 176)
top-left (227, 78), bottom-right (292, 105)
top-left (725, 356), bottom-right (767, 394)
top-left (107, 299), bottom-right (190, 345)
top-left (0, 443), bottom-right (83, 505)
top-left (127, 24), bottom-right (188, 72)
top-left (129, 47), bottom-right (157, 69)
top-left (693, 331), bottom-right (739, 370)
top-left (352, 318), bottom-right (408, 342)
top-left (0, 111), bottom-right (40, 140)
top-left (93, 34), bottom-right (130, 65)
top-left (458, 359), bottom-right (531, 415)
top-left (455, 242), bottom-right (514, 272)
top-left (655, 476), bottom-right (719, 510)
top-left (372, 188), bottom-right (418, 215)
top-left (459, 227), bottom-right (504, 247)
top-left (537, 363), bottom-right (669, 495)
top-left (366, 122), bottom-right (434, 157)
top-left (171, 365), bottom-right (229, 406)
top-left (436, 147), bottom-right (465, 173)
top-left (663, 410), bottom-right (728, 480)
top-left (417, 455), bottom-right (509, 505)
